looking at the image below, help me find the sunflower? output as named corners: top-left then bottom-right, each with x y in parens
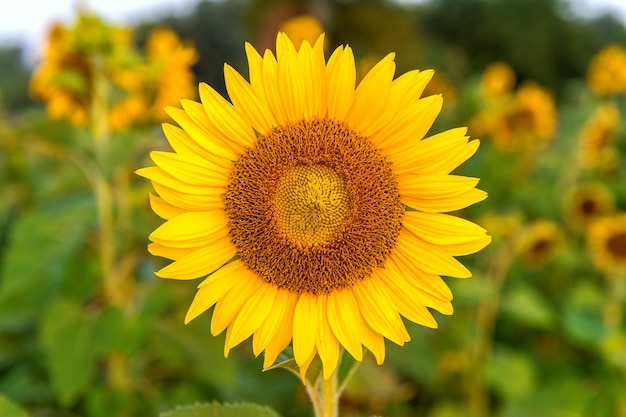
top-left (563, 182), bottom-right (614, 233)
top-left (480, 61), bottom-right (515, 101)
top-left (576, 102), bottom-right (620, 170)
top-left (470, 81), bottom-right (556, 152)
top-left (138, 33), bottom-right (490, 379)
top-left (588, 214), bottom-right (626, 273)
top-left (587, 44), bottom-right (626, 96)
top-left (278, 15), bottom-right (325, 49)
top-left (515, 220), bottom-right (562, 268)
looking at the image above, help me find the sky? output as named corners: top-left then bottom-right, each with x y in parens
top-left (1, 0), bottom-right (625, 58)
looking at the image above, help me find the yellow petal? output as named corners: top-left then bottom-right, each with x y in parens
top-left (245, 42), bottom-right (264, 90)
top-left (166, 106), bottom-right (239, 161)
top-left (326, 45), bottom-right (355, 121)
top-left (386, 253), bottom-right (453, 301)
top-left (137, 166), bottom-right (224, 197)
top-left (155, 237), bottom-right (236, 280)
top-left (345, 53), bottom-right (396, 136)
top-left (149, 210), bottom-right (229, 246)
top-left (198, 83), bottom-right (257, 149)
top-left (391, 127), bottom-right (469, 175)
top-left (395, 228), bottom-right (472, 278)
top-left (162, 123), bottom-right (219, 163)
top-left (262, 290), bottom-right (298, 368)
top-left (224, 63), bottom-right (275, 136)
top-left (149, 193), bottom-right (185, 220)
top-left (374, 267), bottom-right (439, 328)
top-left (184, 261), bottom-right (242, 323)
top-left (262, 49), bottom-right (288, 126)
top-left (293, 293), bottom-right (318, 366)
top-left (148, 242), bottom-right (194, 260)
top-left (253, 288), bottom-right (291, 357)
top-left (372, 95), bottom-right (442, 151)
top-left (315, 294), bottom-right (341, 379)
top-left (389, 69), bottom-right (434, 108)
top-left (276, 32), bottom-right (304, 122)
top-left (150, 151), bottom-right (230, 186)
top-left (225, 282), bottom-right (277, 356)
top-left (151, 182), bottom-right (224, 212)
top-left (327, 290), bottom-right (364, 362)
top-left (403, 211), bottom-right (488, 245)
top-left (439, 235), bottom-right (492, 257)
top-left (398, 175), bottom-right (487, 213)
top-left (211, 269), bottom-right (263, 337)
top-left (353, 278), bottom-right (410, 345)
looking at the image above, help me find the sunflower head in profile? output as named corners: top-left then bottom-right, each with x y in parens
top-left (588, 213), bottom-right (626, 273)
top-left (138, 33), bottom-right (490, 379)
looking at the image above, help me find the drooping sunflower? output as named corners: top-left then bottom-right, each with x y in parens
top-left (138, 33), bottom-right (490, 379)
top-left (588, 213), bottom-right (626, 273)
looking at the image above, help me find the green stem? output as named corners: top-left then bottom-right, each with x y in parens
top-left (304, 367), bottom-right (339, 417)
top-left (319, 371), bottom-right (338, 417)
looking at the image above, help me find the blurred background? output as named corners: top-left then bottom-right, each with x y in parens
top-left (1, 0), bottom-right (626, 416)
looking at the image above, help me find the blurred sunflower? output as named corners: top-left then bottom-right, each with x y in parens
top-left (145, 28), bottom-right (198, 120)
top-left (470, 82), bottom-right (556, 151)
top-left (278, 14), bottom-right (324, 49)
top-left (516, 220), bottom-right (562, 268)
top-left (587, 44), bottom-right (626, 96)
top-left (563, 182), bottom-right (614, 233)
top-left (588, 214), bottom-right (626, 273)
top-left (30, 23), bottom-right (94, 127)
top-left (109, 28), bottom-right (198, 131)
top-left (480, 61), bottom-right (515, 101)
top-left (31, 15), bottom-right (197, 132)
top-left (576, 102), bottom-right (620, 170)
top-left (138, 33), bottom-right (490, 379)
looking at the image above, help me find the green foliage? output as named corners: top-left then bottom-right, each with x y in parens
top-left (160, 402), bottom-right (281, 417)
top-left (0, 395), bottom-right (30, 417)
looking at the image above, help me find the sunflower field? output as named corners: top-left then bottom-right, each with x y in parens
top-left (1, 0), bottom-right (626, 416)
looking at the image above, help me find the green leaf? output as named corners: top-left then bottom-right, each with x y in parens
top-left (484, 347), bottom-right (536, 400)
top-left (337, 351), bottom-right (360, 394)
top-left (501, 285), bottom-right (555, 329)
top-left (39, 298), bottom-right (98, 406)
top-left (0, 395), bottom-right (30, 417)
top-left (160, 402), bottom-right (281, 417)
top-left (0, 195), bottom-right (94, 328)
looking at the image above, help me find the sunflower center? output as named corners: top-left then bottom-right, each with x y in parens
top-left (274, 165), bottom-right (351, 248)
top-left (607, 232), bottom-right (626, 260)
top-left (224, 118), bottom-right (403, 295)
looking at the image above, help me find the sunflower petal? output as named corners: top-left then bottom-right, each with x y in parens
top-left (293, 294), bottom-right (318, 366)
top-left (211, 270), bottom-right (263, 337)
top-left (225, 282), bottom-right (277, 355)
top-left (316, 294), bottom-right (341, 379)
top-left (184, 261), bottom-right (242, 323)
top-left (327, 290), bottom-right (364, 362)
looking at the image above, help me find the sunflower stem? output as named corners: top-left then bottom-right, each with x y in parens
top-left (320, 370), bottom-right (338, 417)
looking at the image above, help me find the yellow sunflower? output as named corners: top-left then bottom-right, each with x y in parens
top-left (278, 15), bottom-right (325, 49)
top-left (515, 220), bottom-right (562, 268)
top-left (576, 102), bottom-right (620, 170)
top-left (588, 214), bottom-right (626, 273)
top-left (563, 182), bottom-right (614, 233)
top-left (480, 61), bottom-right (515, 101)
top-left (138, 33), bottom-right (490, 379)
top-left (587, 44), bottom-right (626, 96)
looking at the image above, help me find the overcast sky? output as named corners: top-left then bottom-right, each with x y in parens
top-left (1, 0), bottom-right (625, 57)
